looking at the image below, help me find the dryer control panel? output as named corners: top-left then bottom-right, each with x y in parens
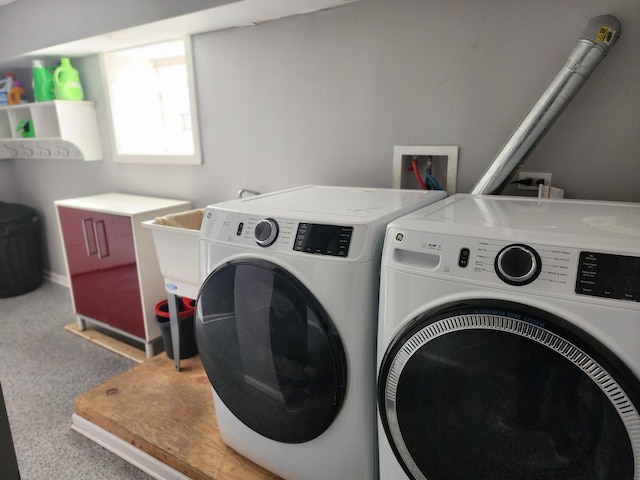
top-left (201, 208), bottom-right (368, 261)
top-left (293, 223), bottom-right (354, 257)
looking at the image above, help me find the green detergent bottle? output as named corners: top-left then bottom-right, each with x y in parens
top-left (53, 58), bottom-right (84, 101)
top-left (32, 60), bottom-right (55, 102)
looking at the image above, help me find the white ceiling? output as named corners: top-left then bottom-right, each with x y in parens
top-left (9, 0), bottom-right (358, 68)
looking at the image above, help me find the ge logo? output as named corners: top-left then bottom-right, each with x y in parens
top-left (395, 232), bottom-right (404, 242)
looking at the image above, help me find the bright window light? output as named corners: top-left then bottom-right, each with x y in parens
top-left (101, 38), bottom-right (201, 164)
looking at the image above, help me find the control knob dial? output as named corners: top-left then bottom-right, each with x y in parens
top-left (495, 244), bottom-right (541, 286)
top-left (254, 218), bottom-right (279, 247)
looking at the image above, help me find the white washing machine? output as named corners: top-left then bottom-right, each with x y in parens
top-left (195, 185), bottom-right (446, 480)
top-left (377, 194), bottom-right (640, 480)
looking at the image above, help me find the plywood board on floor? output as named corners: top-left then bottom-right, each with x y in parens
top-left (64, 323), bottom-right (148, 364)
top-left (74, 354), bottom-right (281, 480)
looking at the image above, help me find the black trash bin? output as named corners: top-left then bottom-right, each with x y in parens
top-left (0, 202), bottom-right (42, 298)
top-left (154, 298), bottom-right (198, 359)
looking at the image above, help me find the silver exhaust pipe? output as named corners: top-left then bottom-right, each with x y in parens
top-left (471, 15), bottom-right (621, 195)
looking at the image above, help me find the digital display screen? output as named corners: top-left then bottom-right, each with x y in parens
top-left (294, 223), bottom-right (353, 257)
top-left (576, 252), bottom-right (640, 302)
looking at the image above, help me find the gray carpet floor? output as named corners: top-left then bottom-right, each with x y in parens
top-left (0, 280), bottom-right (153, 479)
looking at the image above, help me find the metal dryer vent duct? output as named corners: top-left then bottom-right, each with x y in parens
top-left (471, 15), bottom-right (621, 195)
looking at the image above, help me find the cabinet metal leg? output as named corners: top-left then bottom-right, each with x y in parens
top-left (144, 343), bottom-right (155, 359)
top-left (76, 316), bottom-right (86, 331)
top-left (166, 293), bottom-right (181, 372)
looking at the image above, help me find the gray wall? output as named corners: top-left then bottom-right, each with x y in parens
top-left (3, 0), bottom-right (640, 279)
top-left (0, 163), bottom-right (18, 202)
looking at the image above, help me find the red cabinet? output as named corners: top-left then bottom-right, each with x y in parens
top-left (57, 206), bottom-right (145, 337)
top-left (55, 194), bottom-right (191, 357)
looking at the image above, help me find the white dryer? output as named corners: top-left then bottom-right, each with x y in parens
top-left (195, 185), bottom-right (446, 480)
top-left (377, 194), bottom-right (640, 480)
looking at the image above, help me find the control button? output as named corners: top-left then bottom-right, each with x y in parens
top-left (236, 222), bottom-right (244, 236)
top-left (458, 248), bottom-right (470, 268)
top-left (254, 218), bottom-right (279, 247)
top-left (495, 244), bottom-right (542, 286)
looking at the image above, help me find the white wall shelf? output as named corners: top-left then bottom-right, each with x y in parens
top-left (0, 100), bottom-right (102, 161)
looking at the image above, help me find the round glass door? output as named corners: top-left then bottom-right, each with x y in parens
top-left (378, 300), bottom-right (640, 480)
top-left (196, 259), bottom-right (346, 443)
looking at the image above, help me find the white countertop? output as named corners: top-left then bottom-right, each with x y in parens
top-left (54, 193), bottom-right (191, 216)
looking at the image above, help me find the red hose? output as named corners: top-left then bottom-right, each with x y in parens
top-left (412, 159), bottom-right (428, 190)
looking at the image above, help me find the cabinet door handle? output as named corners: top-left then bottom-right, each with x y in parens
top-left (93, 220), bottom-right (110, 259)
top-left (81, 218), bottom-right (97, 256)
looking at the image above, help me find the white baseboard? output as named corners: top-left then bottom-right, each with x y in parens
top-left (42, 270), bottom-right (69, 287)
top-left (71, 414), bottom-right (191, 480)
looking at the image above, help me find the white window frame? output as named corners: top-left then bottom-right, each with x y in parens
top-left (99, 37), bottom-right (202, 165)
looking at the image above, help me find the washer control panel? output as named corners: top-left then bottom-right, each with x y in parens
top-left (387, 227), bottom-right (639, 305)
top-left (576, 252), bottom-right (639, 302)
top-left (454, 238), bottom-right (575, 293)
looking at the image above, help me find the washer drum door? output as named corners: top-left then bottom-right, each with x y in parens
top-left (195, 258), bottom-right (346, 443)
top-left (378, 300), bottom-right (640, 480)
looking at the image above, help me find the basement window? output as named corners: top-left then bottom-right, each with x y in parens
top-left (101, 38), bottom-right (202, 164)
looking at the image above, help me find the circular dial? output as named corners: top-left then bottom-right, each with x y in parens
top-left (254, 218), bottom-right (279, 247)
top-left (495, 244), bottom-right (541, 286)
